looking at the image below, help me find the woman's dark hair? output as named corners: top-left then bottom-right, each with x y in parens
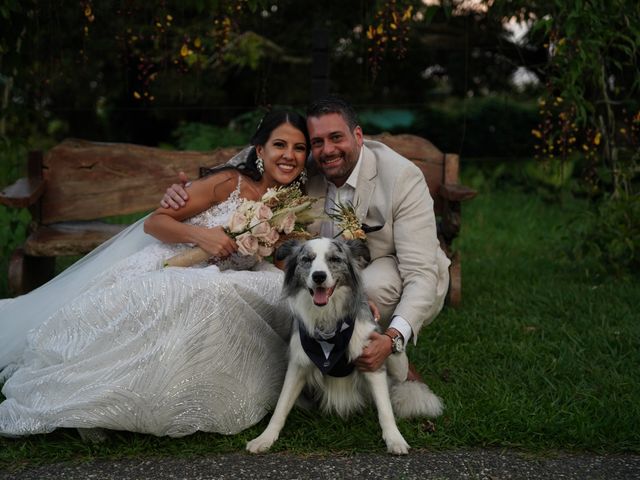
top-left (201, 110), bottom-right (310, 182)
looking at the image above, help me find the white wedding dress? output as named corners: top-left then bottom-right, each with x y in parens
top-left (0, 180), bottom-right (291, 437)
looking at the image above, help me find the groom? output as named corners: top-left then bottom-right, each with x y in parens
top-left (161, 96), bottom-right (450, 380)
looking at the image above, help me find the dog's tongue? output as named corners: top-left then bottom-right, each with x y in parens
top-left (313, 287), bottom-right (330, 306)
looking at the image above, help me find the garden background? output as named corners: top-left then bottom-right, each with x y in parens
top-left (0, 0), bottom-right (638, 470)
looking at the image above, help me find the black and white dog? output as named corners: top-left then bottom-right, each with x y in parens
top-left (246, 237), bottom-right (443, 455)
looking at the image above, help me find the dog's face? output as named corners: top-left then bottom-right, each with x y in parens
top-left (278, 237), bottom-right (370, 307)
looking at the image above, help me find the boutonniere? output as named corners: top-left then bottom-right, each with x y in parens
top-left (327, 200), bottom-right (368, 240)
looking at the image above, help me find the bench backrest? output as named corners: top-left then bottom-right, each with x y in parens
top-left (39, 139), bottom-right (241, 224)
top-left (37, 135), bottom-right (453, 224)
top-left (366, 133), bottom-right (455, 215)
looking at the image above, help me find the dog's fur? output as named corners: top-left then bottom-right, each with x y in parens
top-left (246, 237), bottom-right (443, 455)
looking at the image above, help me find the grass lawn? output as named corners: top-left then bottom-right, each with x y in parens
top-left (1, 188), bottom-right (639, 470)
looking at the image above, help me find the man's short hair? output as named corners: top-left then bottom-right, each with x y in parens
top-left (306, 95), bottom-right (359, 131)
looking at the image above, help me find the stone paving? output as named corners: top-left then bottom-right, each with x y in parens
top-left (3, 449), bottom-right (640, 480)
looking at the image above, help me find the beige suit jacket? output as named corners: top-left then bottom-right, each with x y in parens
top-left (306, 140), bottom-right (450, 342)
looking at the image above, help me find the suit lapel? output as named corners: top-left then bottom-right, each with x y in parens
top-left (354, 145), bottom-right (377, 223)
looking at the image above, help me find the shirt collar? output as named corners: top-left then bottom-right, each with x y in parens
top-left (344, 147), bottom-right (364, 189)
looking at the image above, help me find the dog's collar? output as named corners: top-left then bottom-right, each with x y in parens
top-left (298, 316), bottom-right (356, 377)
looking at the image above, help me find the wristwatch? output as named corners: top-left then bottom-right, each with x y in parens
top-left (384, 328), bottom-right (405, 354)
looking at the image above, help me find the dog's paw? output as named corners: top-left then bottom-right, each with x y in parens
top-left (246, 433), bottom-right (277, 454)
top-left (383, 432), bottom-right (410, 455)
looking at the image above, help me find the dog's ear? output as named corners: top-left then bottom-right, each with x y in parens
top-left (344, 239), bottom-right (370, 266)
top-left (275, 239), bottom-right (301, 262)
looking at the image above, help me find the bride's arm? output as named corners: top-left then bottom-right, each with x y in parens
top-left (144, 172), bottom-right (239, 257)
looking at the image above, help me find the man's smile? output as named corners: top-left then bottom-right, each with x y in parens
top-left (320, 155), bottom-right (344, 167)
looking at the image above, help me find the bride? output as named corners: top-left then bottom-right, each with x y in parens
top-left (0, 110), bottom-right (310, 437)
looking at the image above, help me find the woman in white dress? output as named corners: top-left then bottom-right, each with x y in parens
top-left (0, 110), bottom-right (309, 437)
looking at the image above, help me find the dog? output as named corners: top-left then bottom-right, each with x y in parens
top-left (246, 237), bottom-right (443, 455)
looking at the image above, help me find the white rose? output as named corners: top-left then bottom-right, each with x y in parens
top-left (238, 200), bottom-right (256, 216)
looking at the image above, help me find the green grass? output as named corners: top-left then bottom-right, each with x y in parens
top-left (1, 189), bottom-right (639, 470)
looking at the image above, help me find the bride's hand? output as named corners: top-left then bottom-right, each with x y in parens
top-left (193, 226), bottom-right (238, 258)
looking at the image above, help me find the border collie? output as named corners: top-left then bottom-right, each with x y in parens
top-left (246, 237), bottom-right (443, 455)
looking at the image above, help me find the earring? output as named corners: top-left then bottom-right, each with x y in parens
top-left (256, 156), bottom-right (265, 175)
top-left (291, 168), bottom-right (308, 190)
top-left (298, 168), bottom-right (308, 185)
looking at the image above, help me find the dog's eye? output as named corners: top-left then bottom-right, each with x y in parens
top-left (328, 256), bottom-right (341, 263)
top-left (300, 256), bottom-right (312, 264)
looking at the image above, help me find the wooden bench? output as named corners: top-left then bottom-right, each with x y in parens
top-left (0, 135), bottom-right (476, 304)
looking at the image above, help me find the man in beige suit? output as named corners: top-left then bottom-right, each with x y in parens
top-left (161, 96), bottom-right (449, 380)
top-left (304, 96), bottom-right (449, 378)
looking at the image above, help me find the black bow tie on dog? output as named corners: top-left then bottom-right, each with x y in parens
top-left (298, 316), bottom-right (356, 377)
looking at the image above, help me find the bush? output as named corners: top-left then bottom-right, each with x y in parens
top-left (0, 139), bottom-right (31, 298)
top-left (171, 122), bottom-right (247, 151)
top-left (567, 194), bottom-right (640, 277)
top-left (170, 109), bottom-right (275, 151)
top-left (412, 96), bottom-right (540, 158)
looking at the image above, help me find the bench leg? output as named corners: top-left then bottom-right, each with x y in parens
top-left (447, 251), bottom-right (461, 307)
top-left (8, 248), bottom-right (56, 296)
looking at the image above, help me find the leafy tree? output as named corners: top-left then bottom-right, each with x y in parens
top-left (489, 0), bottom-right (639, 275)
top-left (1, 0), bottom-right (539, 144)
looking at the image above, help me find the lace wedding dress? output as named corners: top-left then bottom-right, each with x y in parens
top-left (0, 180), bottom-right (291, 437)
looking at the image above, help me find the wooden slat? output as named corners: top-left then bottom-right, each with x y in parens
top-left (24, 221), bottom-right (128, 256)
top-left (447, 251), bottom-right (461, 307)
top-left (444, 153), bottom-right (460, 185)
top-left (0, 177), bottom-right (45, 207)
top-left (367, 133), bottom-right (445, 164)
top-left (9, 248), bottom-right (56, 296)
top-left (439, 183), bottom-right (478, 202)
top-left (368, 133), bottom-right (446, 212)
top-left (40, 139), bottom-right (243, 224)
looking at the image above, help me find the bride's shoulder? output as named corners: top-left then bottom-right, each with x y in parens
top-left (199, 169), bottom-right (242, 200)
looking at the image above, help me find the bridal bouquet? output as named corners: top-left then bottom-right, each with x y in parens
top-left (164, 186), bottom-right (316, 268)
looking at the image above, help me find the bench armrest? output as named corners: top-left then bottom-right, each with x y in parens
top-left (439, 183), bottom-right (477, 202)
top-left (0, 177), bottom-right (46, 208)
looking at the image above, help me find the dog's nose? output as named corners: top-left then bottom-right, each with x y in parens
top-left (311, 271), bottom-right (327, 284)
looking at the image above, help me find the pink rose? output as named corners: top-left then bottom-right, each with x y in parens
top-left (235, 232), bottom-right (259, 256)
top-left (263, 227), bottom-right (280, 245)
top-left (228, 211), bottom-right (248, 234)
top-left (274, 212), bottom-right (296, 234)
top-left (251, 220), bottom-right (272, 239)
top-left (257, 244), bottom-right (274, 258)
top-left (254, 203), bottom-right (273, 223)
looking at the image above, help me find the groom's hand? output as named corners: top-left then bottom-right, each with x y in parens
top-left (160, 171), bottom-right (191, 210)
top-left (355, 331), bottom-right (392, 372)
